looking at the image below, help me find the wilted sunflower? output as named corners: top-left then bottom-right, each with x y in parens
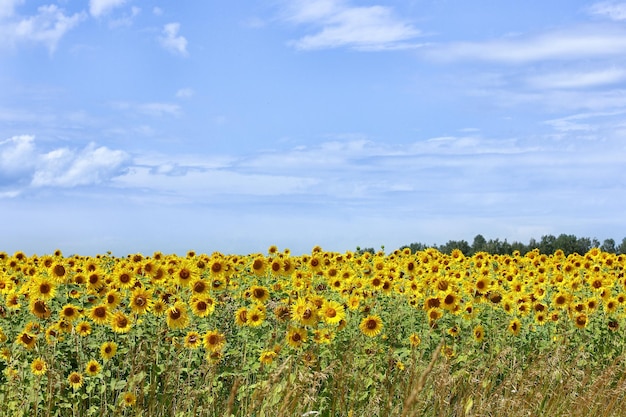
top-left (30, 358), bottom-right (47, 376)
top-left (30, 299), bottom-right (52, 319)
top-left (16, 331), bottom-right (37, 350)
top-left (67, 371), bottom-right (84, 390)
top-left (184, 331), bottom-right (202, 349)
top-left (166, 302), bottom-right (189, 330)
top-left (360, 315), bottom-right (383, 337)
top-left (234, 307), bottom-right (249, 326)
top-left (409, 333), bottom-right (421, 347)
top-left (259, 350), bottom-right (277, 365)
top-left (273, 304), bottom-right (291, 322)
top-left (203, 330), bottom-right (226, 352)
top-left (100, 341), bottom-right (118, 361)
top-left (85, 359), bottom-right (102, 376)
top-left (574, 313), bottom-right (588, 329)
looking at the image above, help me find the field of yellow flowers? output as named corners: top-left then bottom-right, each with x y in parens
top-left (1, 246), bottom-right (626, 416)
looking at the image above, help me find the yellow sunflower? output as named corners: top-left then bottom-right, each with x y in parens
top-left (359, 315), bottom-right (383, 337)
top-left (110, 311), bottom-right (132, 334)
top-left (59, 304), bottom-right (81, 323)
top-left (507, 318), bottom-right (522, 336)
top-left (32, 277), bottom-right (56, 301)
top-left (320, 300), bottom-right (345, 325)
top-left (286, 327), bottom-right (307, 349)
top-left (473, 325), bottom-right (485, 343)
top-left (166, 302), bottom-right (189, 330)
top-left (122, 392), bottom-right (137, 408)
top-left (247, 305), bottom-right (266, 327)
top-left (189, 296), bottom-right (215, 317)
top-left (100, 341), bottom-right (118, 361)
top-left (85, 359), bottom-right (102, 376)
top-left (129, 287), bottom-right (152, 315)
top-left (67, 371), bottom-right (84, 390)
top-left (76, 321), bottom-right (92, 337)
top-left (30, 357), bottom-right (47, 376)
top-left (203, 330), bottom-right (226, 352)
top-left (88, 304), bottom-right (111, 326)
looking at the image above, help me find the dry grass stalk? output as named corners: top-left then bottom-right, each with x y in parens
top-left (401, 338), bottom-right (445, 417)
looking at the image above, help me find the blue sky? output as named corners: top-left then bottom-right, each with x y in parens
top-left (1, 0), bottom-right (626, 256)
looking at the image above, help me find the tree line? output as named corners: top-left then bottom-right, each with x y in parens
top-left (357, 234), bottom-right (626, 256)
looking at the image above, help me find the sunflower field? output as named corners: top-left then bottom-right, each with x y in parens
top-left (1, 246), bottom-right (626, 416)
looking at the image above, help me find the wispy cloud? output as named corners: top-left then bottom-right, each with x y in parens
top-left (175, 88), bottom-right (195, 99)
top-left (112, 101), bottom-right (182, 117)
top-left (159, 22), bottom-right (188, 56)
top-left (0, 135), bottom-right (130, 192)
top-left (588, 1), bottom-right (626, 20)
top-left (89, 0), bottom-right (127, 18)
top-left (425, 26), bottom-right (626, 63)
top-left (526, 67), bottom-right (626, 89)
top-left (283, 0), bottom-right (422, 51)
top-left (0, 5), bottom-right (85, 53)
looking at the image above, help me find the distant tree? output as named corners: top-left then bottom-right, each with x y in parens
top-left (538, 235), bottom-right (557, 254)
top-left (510, 241), bottom-right (529, 255)
top-left (601, 238), bottom-right (617, 254)
top-left (355, 246), bottom-right (375, 255)
top-left (472, 234), bottom-right (487, 254)
top-left (618, 238), bottom-right (626, 255)
top-left (438, 240), bottom-right (471, 255)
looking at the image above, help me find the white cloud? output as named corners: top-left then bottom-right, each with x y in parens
top-left (527, 67), bottom-right (626, 89)
top-left (89, 0), bottom-right (126, 18)
top-left (284, 0), bottom-right (422, 51)
top-left (159, 22), bottom-right (188, 56)
top-left (0, 5), bottom-right (85, 52)
top-left (425, 26), bottom-right (626, 63)
top-left (152, 7), bottom-right (163, 16)
top-left (0, 0), bottom-right (23, 18)
top-left (588, 1), bottom-right (626, 20)
top-left (32, 143), bottom-right (129, 187)
top-left (0, 135), bottom-right (36, 177)
top-left (1, 135), bottom-right (129, 190)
